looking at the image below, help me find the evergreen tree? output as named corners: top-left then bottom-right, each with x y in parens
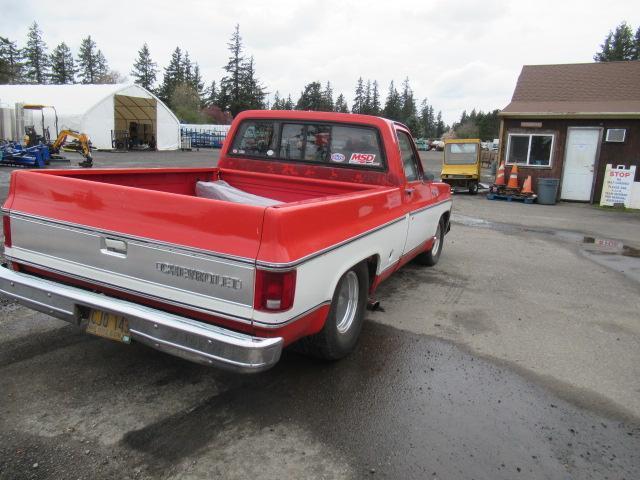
top-left (182, 51), bottom-right (192, 83)
top-left (352, 77), bottom-right (365, 114)
top-left (473, 109), bottom-right (500, 140)
top-left (217, 25), bottom-right (265, 115)
top-left (271, 90), bottom-right (283, 110)
top-left (435, 111), bottom-right (445, 138)
top-left (23, 22), bottom-right (49, 84)
top-left (633, 26), bottom-right (640, 60)
top-left (130, 43), bottom-right (157, 91)
top-left (419, 99), bottom-right (436, 138)
top-left (205, 80), bottom-right (218, 107)
top-left (157, 47), bottom-right (183, 103)
top-left (219, 24), bottom-right (246, 115)
top-left (296, 81), bottom-right (324, 110)
top-left (283, 94), bottom-right (294, 110)
top-left (400, 77), bottom-right (419, 132)
top-left (371, 80), bottom-right (381, 116)
top-left (95, 50), bottom-right (109, 79)
top-left (382, 80), bottom-right (402, 121)
top-left (0, 36), bottom-right (23, 84)
top-left (77, 36), bottom-right (103, 83)
top-left (321, 81), bottom-right (334, 111)
top-left (49, 42), bottom-right (75, 84)
top-left (334, 93), bottom-right (349, 113)
top-left (191, 63), bottom-right (205, 106)
top-left (594, 22), bottom-right (636, 61)
top-left (243, 56), bottom-right (266, 109)
top-left (363, 80), bottom-right (372, 114)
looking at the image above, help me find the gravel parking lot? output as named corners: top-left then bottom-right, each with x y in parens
top-left (1, 150), bottom-right (639, 479)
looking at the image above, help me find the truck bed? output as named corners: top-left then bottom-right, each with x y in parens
top-left (43, 167), bottom-right (376, 203)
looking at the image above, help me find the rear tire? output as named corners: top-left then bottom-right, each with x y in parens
top-left (469, 181), bottom-right (479, 195)
top-left (415, 221), bottom-right (444, 267)
top-left (294, 263), bottom-right (368, 360)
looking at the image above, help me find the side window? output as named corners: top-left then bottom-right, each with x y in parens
top-left (230, 121), bottom-right (276, 157)
top-left (397, 131), bottom-right (419, 181)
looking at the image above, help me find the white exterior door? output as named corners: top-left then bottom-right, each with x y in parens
top-left (561, 128), bottom-right (600, 201)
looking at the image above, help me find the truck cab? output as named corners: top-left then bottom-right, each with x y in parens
top-left (440, 138), bottom-right (481, 194)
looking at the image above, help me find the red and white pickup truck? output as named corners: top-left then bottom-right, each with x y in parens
top-left (0, 111), bottom-right (452, 372)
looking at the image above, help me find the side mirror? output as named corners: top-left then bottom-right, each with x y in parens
top-left (423, 173), bottom-right (435, 182)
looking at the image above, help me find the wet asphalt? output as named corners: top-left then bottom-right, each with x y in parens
top-left (1, 319), bottom-right (639, 480)
top-left (1, 150), bottom-right (639, 479)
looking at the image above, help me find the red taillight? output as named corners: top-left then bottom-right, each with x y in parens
top-left (2, 215), bottom-right (11, 248)
top-left (254, 269), bottom-right (296, 312)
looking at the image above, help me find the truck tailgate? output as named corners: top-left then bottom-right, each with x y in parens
top-left (3, 171), bottom-right (265, 321)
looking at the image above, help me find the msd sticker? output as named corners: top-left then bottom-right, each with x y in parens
top-left (331, 153), bottom-right (346, 163)
top-left (349, 153), bottom-right (378, 165)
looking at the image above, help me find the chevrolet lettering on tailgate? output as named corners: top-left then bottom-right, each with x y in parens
top-left (155, 262), bottom-right (243, 290)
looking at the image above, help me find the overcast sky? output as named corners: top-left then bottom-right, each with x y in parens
top-left (2, 0), bottom-right (638, 124)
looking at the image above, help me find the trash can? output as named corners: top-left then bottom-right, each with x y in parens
top-left (537, 178), bottom-right (559, 205)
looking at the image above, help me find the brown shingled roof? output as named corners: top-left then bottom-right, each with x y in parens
top-left (501, 61), bottom-right (640, 118)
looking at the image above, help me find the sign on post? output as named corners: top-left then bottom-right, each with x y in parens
top-left (600, 164), bottom-right (636, 207)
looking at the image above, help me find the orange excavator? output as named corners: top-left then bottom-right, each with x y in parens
top-left (22, 104), bottom-right (93, 168)
top-left (50, 130), bottom-right (93, 168)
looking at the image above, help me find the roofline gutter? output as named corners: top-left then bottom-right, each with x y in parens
top-left (498, 111), bottom-right (640, 119)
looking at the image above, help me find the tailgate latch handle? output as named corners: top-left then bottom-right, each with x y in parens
top-left (101, 237), bottom-right (127, 257)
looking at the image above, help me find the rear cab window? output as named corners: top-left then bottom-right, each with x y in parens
top-left (230, 120), bottom-right (385, 170)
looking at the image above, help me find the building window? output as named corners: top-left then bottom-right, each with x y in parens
top-left (605, 129), bottom-right (626, 143)
top-left (506, 133), bottom-right (554, 167)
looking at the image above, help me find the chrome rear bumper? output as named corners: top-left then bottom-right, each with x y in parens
top-left (0, 266), bottom-right (282, 373)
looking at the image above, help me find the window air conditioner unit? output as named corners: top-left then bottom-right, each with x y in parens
top-left (605, 129), bottom-right (626, 143)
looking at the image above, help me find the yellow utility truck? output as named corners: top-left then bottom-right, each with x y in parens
top-left (440, 138), bottom-right (481, 194)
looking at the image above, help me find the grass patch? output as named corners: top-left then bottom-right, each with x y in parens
top-left (595, 204), bottom-right (640, 213)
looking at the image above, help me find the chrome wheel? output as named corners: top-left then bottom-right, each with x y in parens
top-left (335, 271), bottom-right (359, 334)
top-left (432, 225), bottom-right (441, 256)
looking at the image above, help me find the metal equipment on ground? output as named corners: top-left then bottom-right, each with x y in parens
top-left (20, 104), bottom-right (92, 167)
top-left (50, 130), bottom-right (93, 167)
top-left (0, 142), bottom-right (48, 168)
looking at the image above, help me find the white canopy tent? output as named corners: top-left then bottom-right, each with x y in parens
top-left (0, 84), bottom-right (180, 150)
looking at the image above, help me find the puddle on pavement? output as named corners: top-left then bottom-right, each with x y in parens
top-left (581, 236), bottom-right (640, 257)
top-left (454, 214), bottom-right (638, 257)
top-left (452, 214), bottom-right (640, 282)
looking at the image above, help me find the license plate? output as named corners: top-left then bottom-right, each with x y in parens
top-left (85, 310), bottom-right (131, 343)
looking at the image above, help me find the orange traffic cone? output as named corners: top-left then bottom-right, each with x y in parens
top-left (495, 161), bottom-right (506, 186)
top-left (507, 164), bottom-right (519, 189)
top-left (521, 175), bottom-right (533, 195)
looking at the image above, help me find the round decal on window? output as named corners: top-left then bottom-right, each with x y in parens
top-left (267, 149), bottom-right (274, 156)
top-left (331, 153), bottom-right (346, 163)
